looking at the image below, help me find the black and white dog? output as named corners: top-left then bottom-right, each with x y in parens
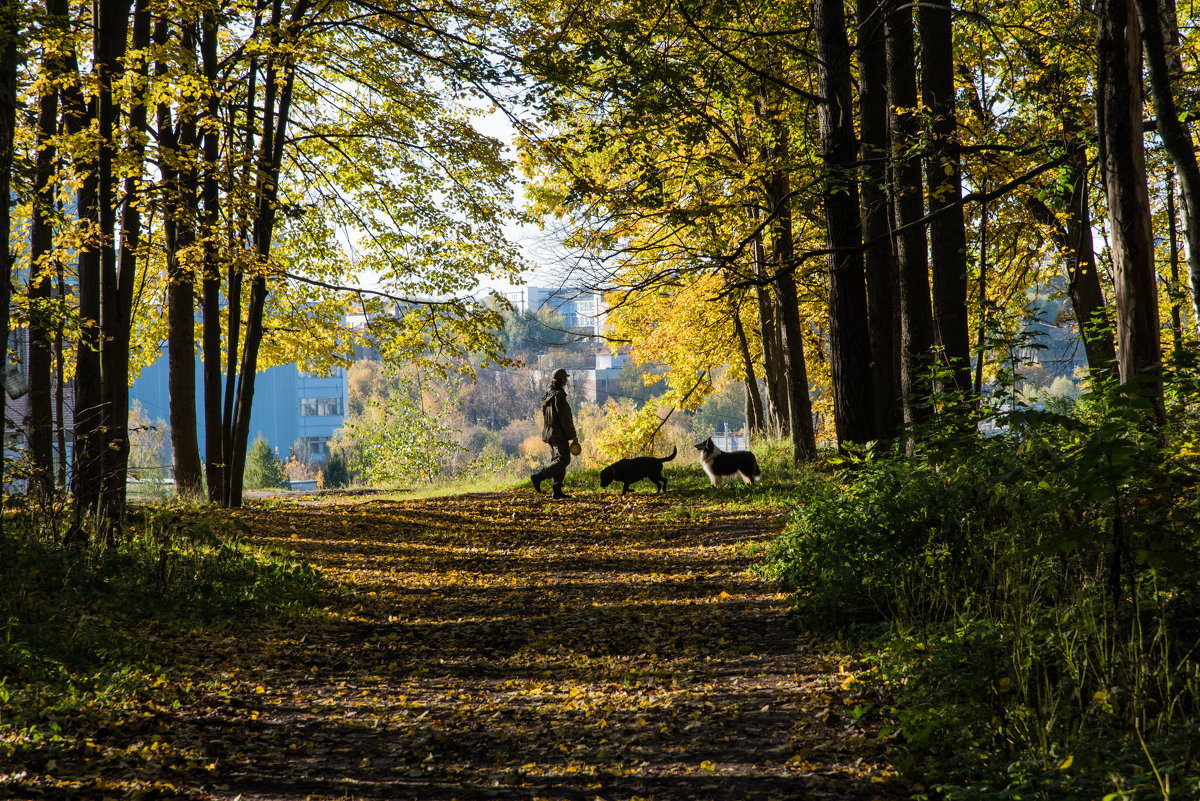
top-left (599, 446), bottom-right (677, 494)
top-left (695, 437), bottom-right (761, 486)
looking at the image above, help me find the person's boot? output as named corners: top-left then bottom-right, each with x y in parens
top-left (531, 474), bottom-right (544, 493)
top-left (552, 485), bottom-right (571, 499)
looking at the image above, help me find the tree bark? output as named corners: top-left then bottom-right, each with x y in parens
top-left (158, 19), bottom-right (204, 498)
top-left (221, 45), bottom-right (260, 505)
top-left (857, 0), bottom-right (901, 441)
top-left (201, 6), bottom-right (225, 502)
top-left (1097, 0), bottom-right (1164, 416)
top-left (919, 0), bottom-right (972, 398)
top-left (101, 0), bottom-right (146, 516)
top-left (1167, 169), bottom-right (1184, 353)
top-left (886, 0), bottom-right (935, 429)
top-left (816, 0), bottom-right (874, 447)
top-left (62, 0), bottom-right (108, 541)
top-left (0, 0), bottom-right (15, 502)
top-left (1135, 0), bottom-right (1200, 340)
top-left (55, 255), bottom-right (67, 489)
top-left (27, 6), bottom-right (61, 500)
top-left (229, 0), bottom-right (309, 506)
top-left (757, 128), bottom-right (815, 460)
top-left (747, 214), bottom-right (789, 435)
top-left (731, 298), bottom-right (765, 435)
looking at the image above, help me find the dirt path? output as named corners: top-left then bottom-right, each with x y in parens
top-left (27, 491), bottom-right (902, 800)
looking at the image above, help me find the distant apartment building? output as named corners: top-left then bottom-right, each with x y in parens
top-left (502, 286), bottom-right (608, 337)
top-left (128, 356), bottom-right (348, 467)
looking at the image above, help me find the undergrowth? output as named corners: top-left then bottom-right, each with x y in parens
top-left (0, 504), bottom-right (328, 739)
top-left (759, 363), bottom-right (1200, 800)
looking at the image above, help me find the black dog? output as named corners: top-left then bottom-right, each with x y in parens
top-left (599, 446), bottom-right (678, 494)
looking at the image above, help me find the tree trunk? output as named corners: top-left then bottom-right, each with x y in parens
top-left (816, 0), bottom-right (874, 447)
top-left (101, 0), bottom-right (146, 517)
top-left (201, 6), bottom-right (225, 502)
top-left (765, 162), bottom-right (817, 462)
top-left (229, 0), bottom-right (307, 505)
top-left (754, 60), bottom-right (814, 460)
top-left (857, 0), bottom-right (901, 441)
top-left (747, 215), bottom-right (788, 435)
top-left (27, 9), bottom-right (61, 500)
top-left (919, 0), bottom-right (972, 397)
top-left (774, 263), bottom-right (817, 462)
top-left (757, 121), bottom-right (815, 459)
top-left (0, 0), bottom-right (15, 502)
top-left (62, 0), bottom-right (105, 542)
top-left (158, 19), bottom-right (204, 498)
top-left (1097, 0), bottom-right (1164, 416)
top-left (55, 258), bottom-right (67, 489)
top-left (1168, 169), bottom-right (1184, 353)
top-left (886, 0), bottom-right (935, 429)
top-left (731, 298), bottom-right (765, 435)
top-left (1135, 0), bottom-right (1200, 340)
top-left (221, 50), bottom-right (259, 505)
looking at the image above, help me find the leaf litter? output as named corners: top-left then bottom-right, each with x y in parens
top-left (2, 490), bottom-right (903, 800)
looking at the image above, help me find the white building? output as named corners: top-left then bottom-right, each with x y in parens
top-left (502, 286), bottom-right (608, 337)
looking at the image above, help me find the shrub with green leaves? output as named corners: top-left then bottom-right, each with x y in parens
top-left (760, 370), bottom-right (1200, 800)
top-left (350, 386), bottom-right (462, 485)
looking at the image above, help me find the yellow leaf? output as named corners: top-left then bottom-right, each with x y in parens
top-left (997, 678), bottom-right (1011, 693)
top-left (1058, 754), bottom-right (1074, 771)
top-left (700, 760), bottom-right (716, 772)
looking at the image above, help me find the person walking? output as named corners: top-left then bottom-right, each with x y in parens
top-left (531, 368), bottom-right (580, 499)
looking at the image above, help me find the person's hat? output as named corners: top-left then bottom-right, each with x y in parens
top-left (569, 442), bottom-right (582, 456)
top-left (552, 368), bottom-right (570, 382)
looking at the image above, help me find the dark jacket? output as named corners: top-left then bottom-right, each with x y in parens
top-left (540, 383), bottom-right (577, 443)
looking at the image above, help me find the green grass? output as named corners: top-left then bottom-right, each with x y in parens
top-left (0, 503), bottom-right (329, 734)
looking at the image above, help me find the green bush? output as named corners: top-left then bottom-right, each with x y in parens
top-left (759, 373), bottom-right (1200, 800)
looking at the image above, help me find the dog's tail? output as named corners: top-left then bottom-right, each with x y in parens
top-left (659, 445), bottom-right (678, 463)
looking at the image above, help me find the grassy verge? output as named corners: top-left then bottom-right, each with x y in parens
top-left (0, 504), bottom-right (328, 762)
top-left (354, 435), bottom-right (826, 505)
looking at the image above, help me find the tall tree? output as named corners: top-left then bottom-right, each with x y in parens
top-left (94, 0), bottom-right (133, 521)
top-left (815, 0), bottom-right (873, 446)
top-left (63, 0), bottom-right (133, 540)
top-left (225, 0), bottom-right (309, 507)
top-left (102, 0), bottom-right (151, 513)
top-left (886, 0), bottom-right (935, 429)
top-left (157, 17), bottom-right (204, 499)
top-left (757, 92), bottom-right (816, 461)
top-left (200, 0), bottom-right (225, 501)
top-left (1135, 0), bottom-right (1200, 340)
top-left (919, 0), bottom-right (972, 397)
top-left (1096, 0), bottom-right (1164, 415)
top-left (26, 0), bottom-right (64, 500)
top-left (0, 0), bottom-right (16, 494)
top-left (857, 0), bottom-right (901, 440)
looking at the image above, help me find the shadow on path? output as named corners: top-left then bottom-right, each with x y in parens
top-left (11, 491), bottom-right (902, 800)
